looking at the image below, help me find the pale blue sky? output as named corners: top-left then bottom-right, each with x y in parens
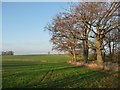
top-left (2, 2), bottom-right (69, 55)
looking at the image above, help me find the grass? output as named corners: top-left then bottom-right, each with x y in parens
top-left (2, 54), bottom-right (119, 88)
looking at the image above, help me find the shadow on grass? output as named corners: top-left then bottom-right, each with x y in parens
top-left (3, 63), bottom-right (118, 88)
top-left (32, 66), bottom-right (113, 88)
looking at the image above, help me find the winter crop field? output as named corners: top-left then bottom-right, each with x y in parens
top-left (2, 54), bottom-right (119, 88)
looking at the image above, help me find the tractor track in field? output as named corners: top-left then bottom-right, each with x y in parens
top-left (25, 68), bottom-right (54, 88)
top-left (39, 67), bottom-right (54, 83)
top-left (32, 67), bottom-right (54, 88)
top-left (40, 70), bottom-right (110, 88)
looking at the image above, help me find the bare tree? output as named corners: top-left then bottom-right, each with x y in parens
top-left (46, 2), bottom-right (120, 65)
top-left (46, 13), bottom-right (80, 62)
top-left (74, 2), bottom-right (120, 65)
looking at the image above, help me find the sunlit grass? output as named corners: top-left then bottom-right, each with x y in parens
top-left (2, 54), bottom-right (119, 88)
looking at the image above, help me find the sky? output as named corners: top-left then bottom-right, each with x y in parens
top-left (2, 2), bottom-right (69, 55)
top-left (2, 0), bottom-right (117, 2)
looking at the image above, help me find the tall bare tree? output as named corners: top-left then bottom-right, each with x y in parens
top-left (46, 2), bottom-right (120, 65)
top-left (74, 2), bottom-right (120, 65)
top-left (46, 13), bottom-right (80, 62)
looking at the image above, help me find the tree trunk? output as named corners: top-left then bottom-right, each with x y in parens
top-left (112, 41), bottom-right (115, 55)
top-left (102, 49), bottom-right (106, 62)
top-left (108, 32), bottom-right (112, 56)
top-left (69, 52), bottom-right (74, 62)
top-left (108, 40), bottom-right (112, 61)
top-left (85, 37), bottom-right (89, 63)
top-left (108, 42), bottom-right (112, 55)
top-left (96, 37), bottom-right (103, 65)
top-left (73, 48), bottom-right (76, 62)
top-left (83, 40), bottom-right (88, 63)
top-left (83, 40), bottom-right (86, 63)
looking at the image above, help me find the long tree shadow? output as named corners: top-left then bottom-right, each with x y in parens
top-left (34, 67), bottom-right (112, 88)
top-left (28, 66), bottom-right (84, 88)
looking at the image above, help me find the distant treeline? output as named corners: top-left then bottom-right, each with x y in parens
top-left (1, 51), bottom-right (14, 55)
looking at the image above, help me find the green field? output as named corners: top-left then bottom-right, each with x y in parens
top-left (2, 54), bottom-right (119, 88)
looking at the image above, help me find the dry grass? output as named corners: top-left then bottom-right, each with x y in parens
top-left (67, 61), bottom-right (119, 71)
